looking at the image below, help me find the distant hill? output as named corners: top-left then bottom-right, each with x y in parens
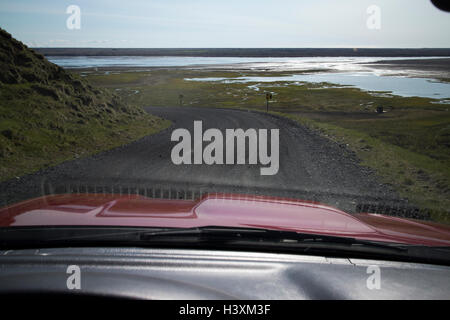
top-left (0, 28), bottom-right (169, 181)
top-left (35, 47), bottom-right (450, 57)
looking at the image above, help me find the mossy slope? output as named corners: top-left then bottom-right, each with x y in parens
top-left (0, 29), bottom-right (169, 181)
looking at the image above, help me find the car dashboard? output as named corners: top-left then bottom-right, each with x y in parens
top-left (0, 247), bottom-right (449, 299)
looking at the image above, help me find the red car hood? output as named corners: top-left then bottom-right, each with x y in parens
top-left (0, 193), bottom-right (449, 246)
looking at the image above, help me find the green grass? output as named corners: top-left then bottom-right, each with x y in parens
top-left (279, 113), bottom-right (450, 224)
top-left (0, 80), bottom-right (170, 182)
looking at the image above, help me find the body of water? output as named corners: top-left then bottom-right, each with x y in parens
top-left (186, 72), bottom-right (450, 99)
top-left (47, 56), bottom-right (450, 100)
top-left (48, 55), bottom-right (444, 72)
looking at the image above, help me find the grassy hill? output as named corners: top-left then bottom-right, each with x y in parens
top-left (0, 29), bottom-right (170, 181)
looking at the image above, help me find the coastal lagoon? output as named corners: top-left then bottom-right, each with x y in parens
top-left (48, 56), bottom-right (450, 100)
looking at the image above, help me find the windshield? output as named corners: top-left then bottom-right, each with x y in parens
top-left (0, 0), bottom-right (450, 260)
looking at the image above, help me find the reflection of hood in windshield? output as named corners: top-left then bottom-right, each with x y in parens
top-left (1, 193), bottom-right (449, 246)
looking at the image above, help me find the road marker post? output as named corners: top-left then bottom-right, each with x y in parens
top-left (265, 93), bottom-right (272, 112)
top-left (179, 94), bottom-right (184, 106)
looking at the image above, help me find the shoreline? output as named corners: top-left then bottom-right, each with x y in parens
top-left (364, 58), bottom-right (450, 77)
top-left (35, 47), bottom-right (450, 57)
top-left (66, 58), bottom-right (450, 84)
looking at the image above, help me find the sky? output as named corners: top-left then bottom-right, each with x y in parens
top-left (0, 0), bottom-right (449, 48)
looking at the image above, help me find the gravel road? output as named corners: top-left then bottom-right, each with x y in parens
top-left (0, 106), bottom-right (400, 212)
